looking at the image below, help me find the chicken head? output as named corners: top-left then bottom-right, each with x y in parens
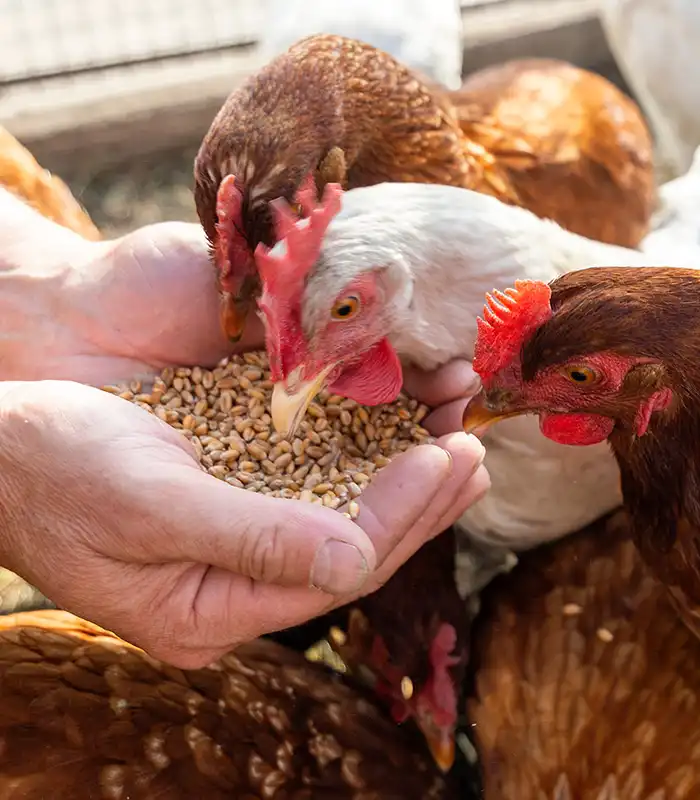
top-left (462, 277), bottom-right (674, 445)
top-left (256, 179), bottom-right (405, 436)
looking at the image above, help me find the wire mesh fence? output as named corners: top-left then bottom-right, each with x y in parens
top-left (0, 0), bottom-right (508, 86)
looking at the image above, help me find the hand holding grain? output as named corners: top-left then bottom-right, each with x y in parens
top-left (0, 380), bottom-right (488, 668)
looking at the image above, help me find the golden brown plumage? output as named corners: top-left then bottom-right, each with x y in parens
top-left (0, 610), bottom-right (456, 799)
top-left (0, 126), bottom-right (100, 240)
top-left (468, 510), bottom-right (700, 799)
top-left (450, 58), bottom-right (655, 248)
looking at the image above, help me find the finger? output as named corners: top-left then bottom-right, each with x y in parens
top-left (139, 466), bottom-right (379, 595)
top-left (423, 397), bottom-right (471, 436)
top-left (339, 443), bottom-right (453, 566)
top-left (145, 444), bottom-right (456, 653)
top-left (356, 432), bottom-right (487, 596)
top-left (402, 359), bottom-right (480, 406)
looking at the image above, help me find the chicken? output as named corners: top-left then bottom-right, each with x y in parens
top-left (326, 527), bottom-right (470, 773)
top-left (449, 57), bottom-right (655, 248)
top-left (0, 125), bottom-right (100, 240)
top-left (254, 179), bottom-right (685, 560)
top-left (600, 0), bottom-right (700, 179)
top-left (468, 508), bottom-right (700, 799)
top-left (193, 34), bottom-right (654, 341)
top-left (0, 609), bottom-right (457, 799)
top-left (461, 267), bottom-right (700, 640)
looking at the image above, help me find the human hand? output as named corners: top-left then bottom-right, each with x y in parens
top-left (403, 358), bottom-right (481, 436)
top-left (0, 380), bottom-right (489, 668)
top-left (0, 188), bottom-right (251, 385)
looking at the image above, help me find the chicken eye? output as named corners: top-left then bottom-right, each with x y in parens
top-left (563, 365), bottom-right (597, 384)
top-left (330, 295), bottom-right (360, 321)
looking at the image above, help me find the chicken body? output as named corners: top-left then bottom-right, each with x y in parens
top-left (451, 57), bottom-right (654, 248)
top-left (261, 181), bottom-right (684, 558)
top-left (0, 126), bottom-right (100, 240)
top-left (469, 509), bottom-right (700, 799)
top-left (0, 610), bottom-right (455, 799)
top-left (462, 266), bottom-right (700, 641)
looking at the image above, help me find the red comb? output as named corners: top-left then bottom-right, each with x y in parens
top-left (254, 175), bottom-right (343, 296)
top-left (472, 279), bottom-right (553, 381)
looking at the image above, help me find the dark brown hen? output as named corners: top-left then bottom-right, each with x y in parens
top-left (462, 266), bottom-right (700, 642)
top-left (0, 610), bottom-right (457, 799)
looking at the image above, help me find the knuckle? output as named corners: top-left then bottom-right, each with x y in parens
top-left (238, 519), bottom-right (289, 584)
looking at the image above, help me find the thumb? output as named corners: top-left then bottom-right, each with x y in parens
top-left (402, 358), bottom-right (480, 407)
top-left (140, 464), bottom-right (379, 595)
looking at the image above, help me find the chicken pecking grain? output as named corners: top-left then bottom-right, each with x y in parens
top-left (0, 610), bottom-right (457, 799)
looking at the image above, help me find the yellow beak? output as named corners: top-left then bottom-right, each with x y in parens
top-left (462, 392), bottom-right (524, 435)
top-left (271, 364), bottom-right (336, 437)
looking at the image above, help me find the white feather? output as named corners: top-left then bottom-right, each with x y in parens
top-left (302, 181), bottom-right (696, 555)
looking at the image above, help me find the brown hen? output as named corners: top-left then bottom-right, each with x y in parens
top-left (469, 509), bottom-right (700, 799)
top-left (0, 125), bottom-right (100, 240)
top-left (0, 610), bottom-right (456, 799)
top-left (194, 36), bottom-right (654, 341)
top-left (450, 58), bottom-right (655, 248)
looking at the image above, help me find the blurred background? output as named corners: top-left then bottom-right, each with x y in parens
top-left (0, 0), bottom-right (626, 238)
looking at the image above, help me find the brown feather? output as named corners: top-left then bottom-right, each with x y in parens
top-left (469, 509), bottom-right (700, 799)
top-left (0, 610), bottom-right (456, 799)
top-left (449, 58), bottom-right (655, 247)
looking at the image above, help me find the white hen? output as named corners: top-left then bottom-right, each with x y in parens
top-left (258, 0), bottom-right (464, 89)
top-left (260, 181), bottom-right (696, 588)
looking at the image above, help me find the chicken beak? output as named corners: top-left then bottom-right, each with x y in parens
top-left (423, 729), bottom-right (456, 774)
top-left (462, 391), bottom-right (524, 435)
top-left (271, 364), bottom-right (336, 437)
top-left (220, 293), bottom-right (249, 343)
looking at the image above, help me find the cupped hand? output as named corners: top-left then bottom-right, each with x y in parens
top-left (0, 380), bottom-right (489, 669)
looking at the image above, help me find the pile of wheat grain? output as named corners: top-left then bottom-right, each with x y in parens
top-left (103, 350), bottom-right (433, 516)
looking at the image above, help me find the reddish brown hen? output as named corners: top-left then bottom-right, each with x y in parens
top-left (0, 125), bottom-right (100, 240)
top-left (0, 610), bottom-right (457, 799)
top-left (469, 509), bottom-right (700, 799)
top-left (450, 58), bottom-right (654, 248)
top-left (462, 267), bottom-right (700, 642)
top-left (194, 36), bottom-right (654, 341)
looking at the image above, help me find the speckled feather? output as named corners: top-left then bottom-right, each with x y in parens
top-left (450, 58), bottom-right (655, 247)
top-left (0, 611), bottom-right (455, 799)
top-left (468, 509), bottom-right (700, 799)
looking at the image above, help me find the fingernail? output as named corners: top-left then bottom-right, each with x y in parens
top-left (310, 539), bottom-right (369, 594)
top-left (439, 447), bottom-right (454, 471)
